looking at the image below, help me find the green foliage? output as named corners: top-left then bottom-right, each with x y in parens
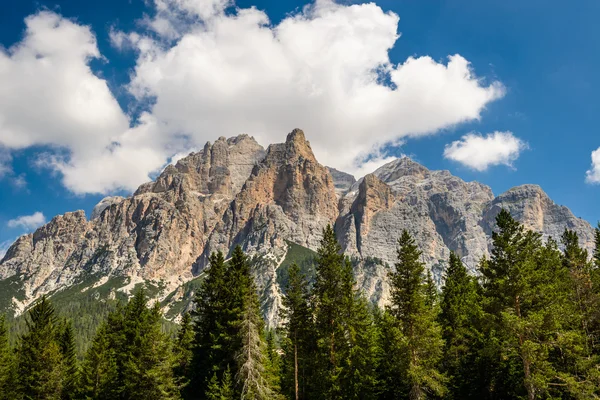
top-left (15, 296), bottom-right (64, 399)
top-left (173, 312), bottom-right (194, 396)
top-left (276, 241), bottom-right (317, 291)
top-left (0, 315), bottom-right (15, 400)
top-left (280, 263), bottom-right (315, 400)
top-left (388, 230), bottom-right (446, 399)
top-left (439, 252), bottom-right (485, 399)
top-left (79, 289), bottom-right (179, 400)
top-left (58, 321), bottom-right (79, 400)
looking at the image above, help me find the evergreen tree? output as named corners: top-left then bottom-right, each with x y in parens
top-left (388, 230), bottom-right (446, 400)
top-left (174, 312), bottom-right (194, 396)
top-left (595, 223), bottom-right (600, 269)
top-left (341, 295), bottom-right (378, 400)
top-left (481, 210), bottom-right (597, 399)
top-left (0, 315), bottom-right (15, 400)
top-left (79, 322), bottom-right (119, 399)
top-left (375, 310), bottom-right (405, 399)
top-left (233, 247), bottom-right (274, 400)
top-left (120, 292), bottom-right (179, 399)
top-left (58, 321), bottom-right (78, 400)
top-left (312, 225), bottom-right (355, 399)
top-left (439, 252), bottom-right (485, 399)
top-left (206, 366), bottom-right (234, 400)
top-left (280, 263), bottom-right (315, 400)
top-left (15, 296), bottom-right (64, 400)
top-left (192, 251), bottom-right (237, 396)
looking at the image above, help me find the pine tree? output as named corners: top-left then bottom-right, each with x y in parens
top-left (312, 225), bottom-right (355, 399)
top-left (0, 315), bottom-right (15, 400)
top-left (439, 252), bottom-right (485, 399)
top-left (481, 210), bottom-right (597, 399)
top-left (79, 322), bottom-right (119, 399)
top-left (234, 247), bottom-right (274, 400)
top-left (342, 295), bottom-right (378, 400)
top-left (15, 296), bottom-right (64, 400)
top-left (375, 310), bottom-right (405, 399)
top-left (388, 230), bottom-right (446, 400)
top-left (58, 321), bottom-right (79, 400)
top-left (594, 223), bottom-right (600, 269)
top-left (280, 262), bottom-right (315, 400)
top-left (174, 312), bottom-right (194, 396)
top-left (120, 292), bottom-right (179, 399)
top-left (192, 251), bottom-right (236, 395)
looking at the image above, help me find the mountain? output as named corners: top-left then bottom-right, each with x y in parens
top-left (0, 129), bottom-right (595, 329)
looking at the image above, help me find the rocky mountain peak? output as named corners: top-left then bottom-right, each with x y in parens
top-left (374, 156), bottom-right (430, 183)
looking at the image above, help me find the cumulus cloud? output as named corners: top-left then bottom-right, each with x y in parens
top-left (444, 131), bottom-right (526, 171)
top-left (586, 147), bottom-right (600, 184)
top-left (7, 212), bottom-right (46, 231)
top-left (122, 0), bottom-right (504, 177)
top-left (0, 12), bottom-right (168, 194)
top-left (0, 1), bottom-right (505, 194)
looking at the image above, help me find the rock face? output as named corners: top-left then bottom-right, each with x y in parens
top-left (0, 135), bottom-right (266, 307)
top-left (0, 132), bottom-right (595, 325)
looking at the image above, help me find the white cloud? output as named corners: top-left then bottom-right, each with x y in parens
top-left (120, 0), bottom-right (504, 177)
top-left (0, 12), bottom-right (169, 194)
top-left (444, 131), bottom-right (526, 171)
top-left (586, 147), bottom-right (600, 184)
top-left (7, 212), bottom-right (46, 231)
top-left (0, 1), bottom-right (505, 195)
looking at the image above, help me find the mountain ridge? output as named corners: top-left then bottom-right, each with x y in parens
top-left (0, 129), bottom-right (594, 326)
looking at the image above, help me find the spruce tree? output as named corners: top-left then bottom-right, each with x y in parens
top-left (192, 251), bottom-right (235, 395)
top-left (174, 312), bottom-right (194, 396)
top-left (120, 292), bottom-right (179, 399)
top-left (481, 210), bottom-right (597, 399)
top-left (388, 230), bottom-right (446, 400)
top-left (233, 247), bottom-right (274, 400)
top-left (0, 315), bottom-right (15, 400)
top-left (375, 310), bottom-right (404, 399)
top-left (439, 252), bottom-right (485, 399)
top-left (595, 223), bottom-right (600, 269)
top-left (312, 225), bottom-right (355, 399)
top-left (280, 262), bottom-right (315, 400)
top-left (79, 322), bottom-right (119, 399)
top-left (342, 295), bottom-right (378, 400)
top-left (15, 296), bottom-right (64, 400)
top-left (58, 321), bottom-right (79, 400)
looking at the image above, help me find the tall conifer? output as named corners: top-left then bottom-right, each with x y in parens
top-left (0, 315), bottom-right (14, 400)
top-left (388, 230), bottom-right (446, 400)
top-left (280, 263), bottom-right (314, 400)
top-left (15, 296), bottom-right (64, 400)
top-left (439, 252), bottom-right (485, 399)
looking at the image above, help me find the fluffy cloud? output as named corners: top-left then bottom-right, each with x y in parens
top-left (0, 12), bottom-right (168, 194)
top-left (0, 1), bottom-right (505, 194)
top-left (586, 147), bottom-right (600, 184)
top-left (123, 0), bottom-right (504, 176)
top-left (7, 212), bottom-right (46, 230)
top-left (444, 131), bottom-right (526, 171)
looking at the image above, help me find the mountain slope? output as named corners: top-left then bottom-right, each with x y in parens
top-left (0, 130), bottom-right (594, 331)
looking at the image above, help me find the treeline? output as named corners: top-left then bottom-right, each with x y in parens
top-left (1, 210), bottom-right (600, 399)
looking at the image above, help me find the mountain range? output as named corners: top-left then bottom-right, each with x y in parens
top-left (0, 129), bottom-right (594, 327)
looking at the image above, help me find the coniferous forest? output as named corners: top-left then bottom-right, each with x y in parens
top-left (2, 209), bottom-right (600, 399)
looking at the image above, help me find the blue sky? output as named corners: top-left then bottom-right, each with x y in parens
top-left (1, 0), bottom-right (599, 252)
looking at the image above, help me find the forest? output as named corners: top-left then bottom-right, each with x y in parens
top-left (1, 209), bottom-right (600, 400)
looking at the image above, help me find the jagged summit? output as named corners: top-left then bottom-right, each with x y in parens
top-left (0, 129), bottom-right (595, 325)
top-left (372, 156), bottom-right (430, 183)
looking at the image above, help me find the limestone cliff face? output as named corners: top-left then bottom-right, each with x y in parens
top-left (203, 129), bottom-right (339, 261)
top-left (0, 132), bottom-right (595, 325)
top-left (0, 135), bottom-right (266, 307)
top-left (335, 157), bottom-right (595, 309)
